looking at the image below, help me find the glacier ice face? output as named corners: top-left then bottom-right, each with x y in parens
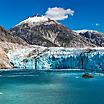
top-left (8, 47), bottom-right (104, 71)
top-left (8, 48), bottom-right (36, 69)
top-left (7, 46), bottom-right (46, 69)
top-left (35, 48), bottom-right (104, 71)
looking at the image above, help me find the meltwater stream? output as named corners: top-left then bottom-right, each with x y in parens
top-left (0, 70), bottom-right (104, 104)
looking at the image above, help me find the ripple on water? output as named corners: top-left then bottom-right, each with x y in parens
top-left (0, 92), bottom-right (3, 95)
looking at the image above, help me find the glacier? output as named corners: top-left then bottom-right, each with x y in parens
top-left (8, 47), bottom-right (104, 71)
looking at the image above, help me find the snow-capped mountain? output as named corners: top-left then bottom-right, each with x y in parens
top-left (10, 15), bottom-right (95, 47)
top-left (16, 15), bottom-right (58, 26)
top-left (75, 30), bottom-right (104, 47)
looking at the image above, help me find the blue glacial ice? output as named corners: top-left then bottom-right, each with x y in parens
top-left (8, 47), bottom-right (104, 71)
top-left (8, 48), bottom-right (36, 69)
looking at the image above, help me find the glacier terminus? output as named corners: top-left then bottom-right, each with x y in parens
top-left (8, 47), bottom-right (104, 71)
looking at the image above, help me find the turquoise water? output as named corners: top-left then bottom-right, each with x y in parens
top-left (0, 70), bottom-right (104, 104)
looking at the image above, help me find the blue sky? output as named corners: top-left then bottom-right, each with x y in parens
top-left (0, 0), bottom-right (104, 32)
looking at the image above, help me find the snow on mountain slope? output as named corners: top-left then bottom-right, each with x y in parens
top-left (17, 16), bottom-right (48, 25)
top-left (75, 30), bottom-right (100, 34)
top-left (16, 15), bottom-right (58, 27)
top-left (74, 30), bottom-right (104, 47)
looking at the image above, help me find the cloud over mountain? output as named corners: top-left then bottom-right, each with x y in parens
top-left (45, 7), bottom-right (74, 20)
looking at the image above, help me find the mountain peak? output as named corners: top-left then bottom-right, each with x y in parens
top-left (17, 15), bottom-right (49, 26)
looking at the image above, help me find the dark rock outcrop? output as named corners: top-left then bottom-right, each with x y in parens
top-left (82, 73), bottom-right (94, 78)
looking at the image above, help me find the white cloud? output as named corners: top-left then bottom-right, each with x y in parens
top-left (45, 7), bottom-right (74, 20)
top-left (95, 23), bottom-right (99, 26)
top-left (92, 23), bottom-right (100, 26)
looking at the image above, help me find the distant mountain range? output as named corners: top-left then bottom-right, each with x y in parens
top-left (75, 30), bottom-right (104, 47)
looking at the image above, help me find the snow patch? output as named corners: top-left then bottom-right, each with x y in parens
top-left (74, 30), bottom-right (99, 34)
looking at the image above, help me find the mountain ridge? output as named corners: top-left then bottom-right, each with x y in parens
top-left (75, 30), bottom-right (104, 47)
top-left (10, 16), bottom-right (96, 48)
top-left (0, 26), bottom-right (28, 45)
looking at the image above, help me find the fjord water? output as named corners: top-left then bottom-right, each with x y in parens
top-left (0, 70), bottom-right (104, 104)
